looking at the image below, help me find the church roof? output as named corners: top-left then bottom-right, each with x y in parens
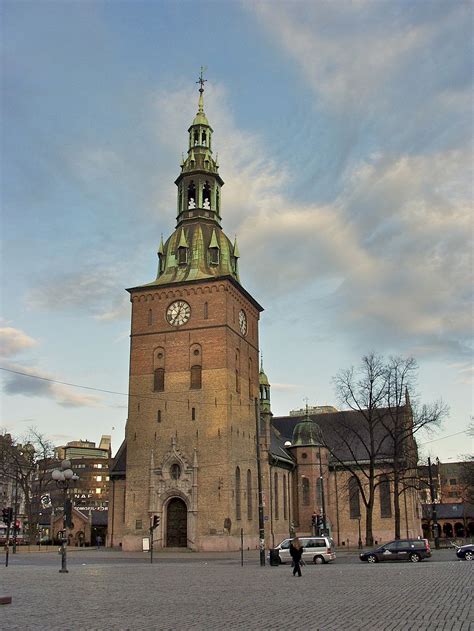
top-left (421, 502), bottom-right (474, 519)
top-left (110, 439), bottom-right (127, 478)
top-left (272, 407), bottom-right (410, 464)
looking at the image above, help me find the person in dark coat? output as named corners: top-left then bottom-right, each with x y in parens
top-left (290, 537), bottom-right (303, 577)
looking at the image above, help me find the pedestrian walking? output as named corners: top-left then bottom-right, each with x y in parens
top-left (290, 537), bottom-right (303, 577)
top-left (96, 535), bottom-right (102, 549)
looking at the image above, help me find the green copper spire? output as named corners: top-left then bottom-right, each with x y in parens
top-left (149, 71), bottom-right (241, 287)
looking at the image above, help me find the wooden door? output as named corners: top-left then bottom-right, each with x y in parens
top-left (166, 498), bottom-right (187, 547)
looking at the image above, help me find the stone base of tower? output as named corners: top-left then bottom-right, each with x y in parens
top-left (120, 534), bottom-right (260, 552)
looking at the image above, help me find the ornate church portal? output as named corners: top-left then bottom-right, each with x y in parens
top-left (166, 498), bottom-right (187, 547)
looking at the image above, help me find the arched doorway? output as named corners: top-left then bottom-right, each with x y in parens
top-left (443, 522), bottom-right (453, 538)
top-left (166, 497), bottom-right (187, 547)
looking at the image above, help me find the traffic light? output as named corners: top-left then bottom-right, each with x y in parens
top-left (152, 515), bottom-right (160, 530)
top-left (2, 507), bottom-right (13, 525)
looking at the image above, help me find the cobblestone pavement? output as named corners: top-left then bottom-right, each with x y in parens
top-left (1, 554), bottom-right (472, 630)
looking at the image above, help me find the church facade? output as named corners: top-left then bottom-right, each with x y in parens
top-left (108, 78), bottom-right (422, 552)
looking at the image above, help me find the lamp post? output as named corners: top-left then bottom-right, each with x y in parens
top-left (427, 456), bottom-right (440, 550)
top-left (317, 445), bottom-right (327, 535)
top-left (255, 398), bottom-right (266, 566)
top-left (51, 460), bottom-right (79, 573)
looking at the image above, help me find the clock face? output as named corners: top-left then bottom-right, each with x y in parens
top-left (239, 309), bottom-right (247, 335)
top-left (166, 300), bottom-right (191, 327)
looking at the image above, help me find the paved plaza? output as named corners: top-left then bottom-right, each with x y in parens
top-left (1, 549), bottom-right (472, 630)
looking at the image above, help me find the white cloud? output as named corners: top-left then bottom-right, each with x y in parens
top-left (150, 81), bottom-right (472, 361)
top-left (1, 362), bottom-right (101, 408)
top-left (26, 267), bottom-right (131, 321)
top-left (0, 327), bottom-right (39, 357)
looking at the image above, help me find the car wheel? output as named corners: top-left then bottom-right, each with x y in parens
top-left (367, 554), bottom-right (377, 563)
top-left (313, 555), bottom-right (325, 565)
top-left (464, 550), bottom-right (474, 561)
top-left (409, 553), bottom-right (421, 563)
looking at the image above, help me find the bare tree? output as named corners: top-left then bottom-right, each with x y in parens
top-left (0, 428), bottom-right (55, 540)
top-left (381, 356), bottom-right (447, 539)
top-left (329, 353), bottom-right (390, 546)
top-left (327, 353), bottom-right (447, 546)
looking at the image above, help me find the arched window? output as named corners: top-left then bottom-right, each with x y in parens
top-left (170, 464), bottom-right (181, 480)
top-left (187, 181), bottom-right (196, 209)
top-left (190, 365), bottom-right (202, 390)
top-left (193, 130), bottom-right (199, 145)
top-left (203, 181), bottom-right (211, 209)
top-left (379, 475), bottom-right (392, 518)
top-left (148, 309), bottom-right (153, 326)
top-left (247, 470), bottom-right (252, 520)
top-left (154, 368), bottom-right (164, 392)
top-left (302, 477), bottom-right (310, 506)
top-left (204, 302), bottom-right (208, 319)
top-left (349, 476), bottom-right (361, 519)
top-left (235, 467), bottom-right (241, 520)
top-left (274, 472), bottom-right (279, 519)
top-left (201, 130), bottom-right (207, 145)
top-left (283, 474), bottom-right (287, 520)
top-left (216, 188), bottom-right (220, 212)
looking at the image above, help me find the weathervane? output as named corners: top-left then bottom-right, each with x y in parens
top-left (196, 66), bottom-right (207, 93)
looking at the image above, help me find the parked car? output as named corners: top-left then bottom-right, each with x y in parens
top-left (360, 539), bottom-right (431, 563)
top-left (271, 536), bottom-right (336, 565)
top-left (454, 543), bottom-right (474, 561)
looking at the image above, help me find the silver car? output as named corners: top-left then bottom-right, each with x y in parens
top-left (273, 536), bottom-right (336, 565)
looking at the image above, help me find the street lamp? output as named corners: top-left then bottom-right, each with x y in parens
top-left (357, 515), bottom-right (363, 549)
top-left (51, 459), bottom-right (79, 573)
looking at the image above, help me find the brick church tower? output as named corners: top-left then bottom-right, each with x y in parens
top-left (111, 74), bottom-right (264, 551)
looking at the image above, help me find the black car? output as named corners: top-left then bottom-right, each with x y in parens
top-left (360, 538), bottom-right (431, 563)
top-left (455, 543), bottom-right (474, 561)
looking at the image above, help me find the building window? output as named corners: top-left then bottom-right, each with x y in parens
top-left (170, 464), bottom-right (181, 480)
top-left (191, 407), bottom-right (196, 421)
top-left (203, 181), bottom-right (211, 208)
top-left (247, 470), bottom-right (252, 520)
top-left (204, 302), bottom-right (208, 319)
top-left (302, 477), bottom-right (310, 506)
top-left (135, 520), bottom-right (142, 530)
top-left (187, 181), bottom-right (196, 208)
top-left (235, 369), bottom-right (240, 393)
top-left (95, 476), bottom-right (102, 482)
top-left (148, 309), bottom-right (152, 326)
top-left (157, 410), bottom-right (162, 423)
top-left (449, 478), bottom-right (457, 485)
top-left (178, 246), bottom-right (188, 265)
top-left (235, 466), bottom-right (241, 520)
top-left (154, 368), bottom-right (165, 392)
top-left (190, 365), bottom-right (202, 389)
top-left (379, 475), bottom-right (392, 518)
top-left (283, 474), bottom-right (287, 520)
top-left (349, 476), bottom-right (361, 519)
top-left (209, 247), bottom-right (219, 265)
top-left (274, 472), bottom-right (279, 519)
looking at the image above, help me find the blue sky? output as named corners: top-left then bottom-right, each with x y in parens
top-left (1, 0), bottom-right (472, 461)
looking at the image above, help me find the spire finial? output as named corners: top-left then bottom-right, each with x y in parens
top-left (196, 66), bottom-right (207, 113)
top-left (303, 397), bottom-right (310, 419)
top-left (260, 353), bottom-right (264, 371)
top-left (196, 66), bottom-right (207, 93)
